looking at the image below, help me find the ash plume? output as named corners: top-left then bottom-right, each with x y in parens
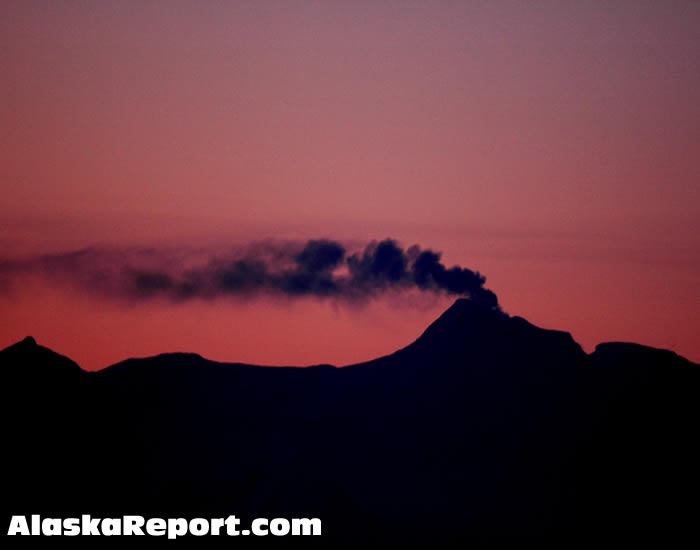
top-left (0, 239), bottom-right (500, 309)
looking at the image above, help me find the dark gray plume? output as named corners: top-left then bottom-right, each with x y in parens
top-left (0, 239), bottom-right (499, 309)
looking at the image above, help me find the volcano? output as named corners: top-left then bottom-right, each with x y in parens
top-left (1, 299), bottom-right (698, 541)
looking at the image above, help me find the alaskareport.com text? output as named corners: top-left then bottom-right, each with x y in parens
top-left (7, 515), bottom-right (321, 538)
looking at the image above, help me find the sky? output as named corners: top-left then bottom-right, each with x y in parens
top-left (1, 0), bottom-right (698, 369)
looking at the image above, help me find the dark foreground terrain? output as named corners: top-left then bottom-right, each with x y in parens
top-left (2, 299), bottom-right (698, 542)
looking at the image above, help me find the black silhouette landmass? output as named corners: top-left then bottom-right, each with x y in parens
top-left (1, 299), bottom-right (698, 542)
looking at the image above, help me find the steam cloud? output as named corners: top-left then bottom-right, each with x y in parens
top-left (0, 239), bottom-right (499, 309)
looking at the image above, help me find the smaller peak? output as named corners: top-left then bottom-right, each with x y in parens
top-left (592, 341), bottom-right (685, 363)
top-left (21, 336), bottom-right (37, 346)
top-left (157, 351), bottom-right (203, 359)
top-left (308, 363), bottom-right (337, 370)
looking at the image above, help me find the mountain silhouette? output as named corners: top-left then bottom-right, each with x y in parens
top-left (1, 299), bottom-right (698, 542)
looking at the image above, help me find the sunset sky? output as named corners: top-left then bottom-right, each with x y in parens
top-left (1, 1), bottom-right (698, 369)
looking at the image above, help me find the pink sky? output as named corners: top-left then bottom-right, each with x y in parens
top-left (1, 1), bottom-right (698, 369)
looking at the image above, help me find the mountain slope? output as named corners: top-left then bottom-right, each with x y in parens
top-left (1, 300), bottom-right (698, 541)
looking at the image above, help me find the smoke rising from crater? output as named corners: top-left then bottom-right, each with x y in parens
top-left (0, 239), bottom-right (500, 309)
